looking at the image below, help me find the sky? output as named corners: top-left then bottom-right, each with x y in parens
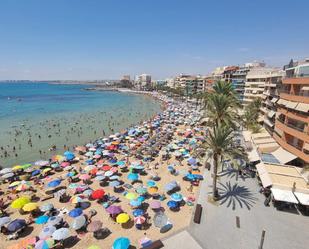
top-left (0, 0), bottom-right (308, 80)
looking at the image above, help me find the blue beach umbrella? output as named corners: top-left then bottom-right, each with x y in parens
top-left (147, 180), bottom-right (156, 187)
top-left (31, 169), bottom-right (41, 176)
top-left (47, 216), bottom-right (62, 226)
top-left (187, 157), bottom-right (197, 165)
top-left (47, 179), bottom-right (61, 188)
top-left (167, 200), bottom-right (179, 209)
top-left (109, 180), bottom-right (120, 187)
top-left (171, 193), bottom-right (183, 202)
top-left (7, 219), bottom-right (26, 232)
top-left (66, 172), bottom-right (76, 178)
top-left (35, 215), bottom-right (49, 225)
top-left (130, 199), bottom-right (142, 207)
top-left (132, 209), bottom-right (144, 217)
top-left (137, 196), bottom-right (146, 202)
top-left (39, 225), bottom-right (56, 239)
top-left (127, 173), bottom-right (139, 181)
top-left (165, 181), bottom-right (178, 192)
top-left (116, 161), bottom-right (125, 166)
top-left (64, 151), bottom-right (75, 160)
top-left (69, 208), bottom-right (83, 218)
top-left (113, 237), bottom-right (130, 249)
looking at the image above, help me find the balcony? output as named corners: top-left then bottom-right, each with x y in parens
top-left (273, 133), bottom-right (309, 163)
top-left (276, 118), bottom-right (309, 143)
top-left (282, 77), bottom-right (309, 85)
top-left (280, 92), bottom-right (309, 104)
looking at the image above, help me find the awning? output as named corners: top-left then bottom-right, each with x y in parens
top-left (295, 103), bottom-right (309, 113)
top-left (271, 188), bottom-right (299, 204)
top-left (258, 116), bottom-right (264, 122)
top-left (264, 118), bottom-right (274, 128)
top-left (301, 86), bottom-right (309, 91)
top-left (294, 192), bottom-right (309, 205)
top-left (256, 163), bottom-right (272, 187)
top-left (285, 101), bottom-right (298, 109)
top-left (271, 147), bottom-right (297, 164)
top-left (277, 99), bottom-right (288, 105)
top-left (267, 110), bottom-right (276, 118)
top-left (248, 149), bottom-right (260, 162)
top-left (271, 97), bottom-right (278, 103)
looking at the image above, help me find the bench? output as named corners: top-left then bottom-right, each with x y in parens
top-left (143, 240), bottom-right (164, 249)
top-left (193, 204), bottom-right (202, 224)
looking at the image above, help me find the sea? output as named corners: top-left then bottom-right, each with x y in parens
top-left (0, 82), bottom-right (162, 167)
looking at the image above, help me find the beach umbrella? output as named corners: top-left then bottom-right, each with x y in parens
top-left (35, 160), bottom-right (49, 167)
top-left (127, 173), bottom-right (139, 181)
top-left (85, 165), bottom-right (96, 171)
top-left (60, 161), bottom-right (70, 168)
top-left (167, 200), bottom-right (179, 209)
top-left (22, 202), bottom-right (38, 212)
top-left (68, 183), bottom-right (79, 189)
top-left (147, 180), bottom-right (156, 187)
top-left (52, 154), bottom-right (64, 162)
top-left (0, 216), bottom-right (11, 227)
top-left (88, 246), bottom-right (101, 249)
top-left (51, 162), bottom-right (60, 169)
top-left (106, 205), bottom-right (122, 215)
top-left (132, 209), bottom-right (144, 217)
top-left (116, 213), bottom-right (130, 224)
top-left (75, 146), bottom-right (87, 153)
top-left (39, 225), bottom-right (56, 239)
top-left (16, 181), bottom-right (31, 191)
top-left (160, 222), bottom-right (173, 233)
top-left (171, 193), bottom-right (183, 202)
top-left (153, 212), bottom-right (168, 228)
top-left (135, 186), bottom-right (147, 195)
top-left (125, 192), bottom-right (138, 200)
top-left (32, 169), bottom-right (41, 176)
top-left (109, 175), bottom-right (119, 180)
top-left (64, 151), bottom-right (75, 160)
top-left (12, 165), bottom-right (23, 171)
top-left (138, 237), bottom-right (152, 248)
top-left (66, 171), bottom-right (76, 178)
top-left (87, 220), bottom-right (103, 232)
top-left (91, 189), bottom-right (105, 200)
top-left (85, 152), bottom-right (93, 157)
top-left (21, 163), bottom-right (32, 170)
top-left (1, 172), bottom-right (14, 179)
top-left (42, 168), bottom-right (52, 174)
top-left (47, 179), bottom-right (61, 188)
top-left (7, 219), bottom-right (26, 232)
top-left (54, 189), bottom-right (66, 199)
top-left (101, 165), bottom-right (111, 171)
top-left (0, 168), bottom-right (12, 174)
top-left (134, 216), bottom-right (146, 224)
top-left (11, 196), bottom-right (30, 209)
top-left (35, 238), bottom-right (55, 249)
top-left (113, 237), bottom-right (130, 249)
top-left (47, 216), bottom-right (62, 226)
top-left (150, 200), bottom-right (161, 209)
top-left (79, 174), bottom-right (90, 180)
top-left (130, 199), bottom-right (142, 207)
top-left (70, 195), bottom-right (84, 204)
top-left (109, 180), bottom-right (120, 187)
top-left (35, 215), bottom-right (49, 225)
top-left (40, 203), bottom-right (54, 212)
top-left (69, 208), bottom-right (83, 218)
top-left (165, 181), bottom-right (178, 192)
top-left (104, 170), bottom-right (113, 177)
top-left (82, 189), bottom-right (93, 197)
top-left (9, 181), bottom-right (20, 188)
top-left (52, 228), bottom-right (70, 240)
top-left (148, 187), bottom-right (158, 195)
top-left (71, 215), bottom-right (86, 230)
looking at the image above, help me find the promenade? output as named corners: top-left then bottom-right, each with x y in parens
top-left (164, 168), bottom-right (309, 249)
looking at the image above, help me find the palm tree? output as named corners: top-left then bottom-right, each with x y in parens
top-left (202, 124), bottom-right (246, 199)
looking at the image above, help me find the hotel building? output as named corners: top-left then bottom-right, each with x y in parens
top-left (274, 59), bottom-right (309, 164)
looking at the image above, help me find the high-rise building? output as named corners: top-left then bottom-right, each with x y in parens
top-left (243, 66), bottom-right (274, 106)
top-left (134, 74), bottom-right (152, 90)
top-left (231, 65), bottom-right (252, 102)
top-left (273, 59), bottom-right (309, 164)
top-left (261, 69), bottom-right (284, 134)
top-left (173, 74), bottom-right (206, 95)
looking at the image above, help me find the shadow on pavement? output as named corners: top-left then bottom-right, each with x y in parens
top-left (217, 181), bottom-right (258, 210)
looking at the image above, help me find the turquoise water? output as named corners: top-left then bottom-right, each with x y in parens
top-left (0, 82), bottom-right (162, 167)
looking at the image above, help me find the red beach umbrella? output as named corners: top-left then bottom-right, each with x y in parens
top-left (102, 165), bottom-right (111, 171)
top-left (91, 189), bottom-right (105, 200)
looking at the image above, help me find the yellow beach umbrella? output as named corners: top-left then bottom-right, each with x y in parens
top-left (22, 202), bottom-right (38, 212)
top-left (13, 165), bottom-right (22, 171)
top-left (116, 213), bottom-right (130, 224)
top-left (125, 192), bottom-right (138, 200)
top-left (11, 196), bottom-right (30, 209)
top-left (148, 187), bottom-right (158, 195)
top-left (42, 168), bottom-right (51, 173)
top-left (87, 246), bottom-right (101, 249)
top-left (9, 181), bottom-right (21, 188)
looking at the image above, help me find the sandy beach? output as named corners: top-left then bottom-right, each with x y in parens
top-left (0, 93), bottom-right (205, 249)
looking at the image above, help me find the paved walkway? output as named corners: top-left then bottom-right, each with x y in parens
top-left (162, 230), bottom-right (202, 249)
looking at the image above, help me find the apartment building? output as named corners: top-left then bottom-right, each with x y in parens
top-left (261, 70), bottom-right (284, 134)
top-left (173, 74), bottom-right (206, 95)
top-left (243, 67), bottom-right (274, 105)
top-left (273, 59), bottom-right (309, 164)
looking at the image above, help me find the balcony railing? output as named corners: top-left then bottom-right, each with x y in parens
top-left (280, 90), bottom-right (309, 97)
top-left (286, 122), bottom-right (305, 133)
top-left (286, 140), bottom-right (303, 151)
